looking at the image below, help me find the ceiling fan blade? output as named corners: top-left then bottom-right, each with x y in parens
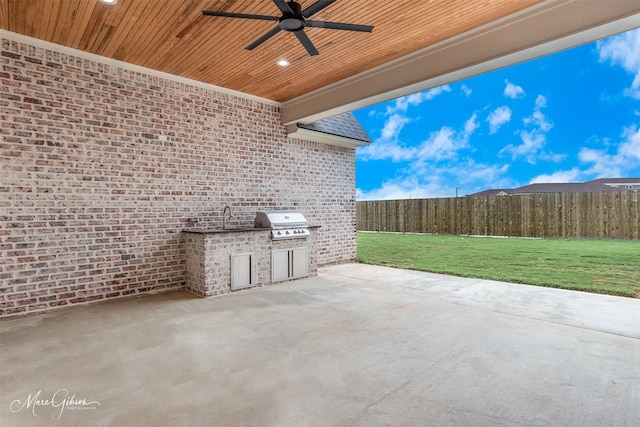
top-left (246, 26), bottom-right (282, 50)
top-left (301, 0), bottom-right (336, 18)
top-left (272, 0), bottom-right (294, 15)
top-left (306, 20), bottom-right (374, 32)
top-left (294, 31), bottom-right (319, 56)
top-left (202, 10), bottom-right (279, 21)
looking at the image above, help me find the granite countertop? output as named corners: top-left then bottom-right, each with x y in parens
top-left (183, 225), bottom-right (321, 234)
top-left (182, 227), bottom-right (271, 234)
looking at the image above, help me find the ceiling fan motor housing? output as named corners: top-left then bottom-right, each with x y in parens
top-left (202, 0), bottom-right (374, 56)
top-left (279, 1), bottom-right (305, 31)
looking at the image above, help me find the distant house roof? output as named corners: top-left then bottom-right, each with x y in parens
top-left (468, 189), bottom-right (510, 197)
top-left (592, 177), bottom-right (640, 188)
top-left (287, 112), bottom-right (371, 148)
top-left (468, 178), bottom-right (640, 197)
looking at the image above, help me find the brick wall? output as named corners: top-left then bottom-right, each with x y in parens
top-left (0, 34), bottom-right (356, 317)
top-left (183, 229), bottom-right (319, 297)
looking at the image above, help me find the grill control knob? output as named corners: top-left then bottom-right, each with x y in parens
top-left (286, 231), bottom-right (290, 235)
top-left (277, 231), bottom-right (281, 235)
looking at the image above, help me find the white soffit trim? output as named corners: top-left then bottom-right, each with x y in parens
top-left (0, 30), bottom-right (281, 107)
top-left (282, 1), bottom-right (640, 125)
top-left (286, 125), bottom-right (369, 149)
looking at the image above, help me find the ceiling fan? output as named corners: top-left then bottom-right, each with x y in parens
top-left (202, 0), bottom-right (374, 56)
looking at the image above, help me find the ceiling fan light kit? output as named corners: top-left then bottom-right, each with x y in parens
top-left (202, 0), bottom-right (374, 57)
top-left (279, 1), bottom-right (306, 31)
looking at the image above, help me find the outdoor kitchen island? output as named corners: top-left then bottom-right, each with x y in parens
top-left (183, 216), bottom-right (320, 297)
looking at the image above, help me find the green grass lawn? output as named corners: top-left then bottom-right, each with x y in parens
top-left (356, 232), bottom-right (640, 298)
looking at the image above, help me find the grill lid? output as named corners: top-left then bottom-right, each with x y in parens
top-left (254, 211), bottom-right (308, 229)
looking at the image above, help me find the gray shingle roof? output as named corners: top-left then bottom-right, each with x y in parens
top-left (468, 178), bottom-right (640, 197)
top-left (511, 182), bottom-right (615, 194)
top-left (298, 112), bottom-right (371, 143)
top-left (468, 189), bottom-right (509, 197)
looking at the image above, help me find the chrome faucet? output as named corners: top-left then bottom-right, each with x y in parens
top-left (222, 205), bottom-right (232, 229)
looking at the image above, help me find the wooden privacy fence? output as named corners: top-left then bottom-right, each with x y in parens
top-left (356, 192), bottom-right (640, 240)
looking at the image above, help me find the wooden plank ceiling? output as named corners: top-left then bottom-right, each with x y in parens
top-left (1, 0), bottom-right (543, 102)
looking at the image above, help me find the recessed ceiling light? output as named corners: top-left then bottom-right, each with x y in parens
top-left (277, 59), bottom-right (290, 67)
top-left (99, 0), bottom-right (117, 5)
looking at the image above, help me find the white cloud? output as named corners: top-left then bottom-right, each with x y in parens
top-left (578, 148), bottom-right (624, 177)
top-left (618, 125), bottom-right (640, 160)
top-left (500, 130), bottom-right (546, 164)
top-left (357, 114), bottom-right (414, 161)
top-left (356, 160), bottom-right (513, 200)
top-left (360, 86), bottom-right (458, 162)
top-left (424, 85), bottom-right (451, 100)
top-left (500, 94), bottom-right (556, 163)
top-left (452, 160), bottom-right (511, 188)
top-left (359, 112), bottom-right (478, 164)
top-left (464, 113), bottom-right (479, 137)
top-left (357, 139), bottom-right (414, 162)
top-left (504, 80), bottom-right (525, 99)
top-left (578, 126), bottom-right (640, 177)
top-left (461, 85), bottom-right (472, 96)
top-left (487, 106), bottom-right (512, 134)
top-left (538, 152), bottom-right (567, 163)
top-left (356, 114), bottom-right (513, 200)
top-left (597, 28), bottom-right (640, 99)
top-left (381, 114), bottom-right (410, 140)
top-left (524, 95), bottom-right (553, 131)
top-left (356, 178), bottom-right (438, 201)
top-left (525, 110), bottom-right (553, 133)
top-left (530, 168), bottom-right (582, 184)
top-left (385, 85), bottom-right (451, 115)
top-left (416, 127), bottom-right (459, 161)
top-left (414, 114), bottom-right (478, 163)
top-left (357, 140), bottom-right (414, 162)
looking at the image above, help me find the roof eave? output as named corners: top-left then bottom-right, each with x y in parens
top-left (286, 125), bottom-right (370, 149)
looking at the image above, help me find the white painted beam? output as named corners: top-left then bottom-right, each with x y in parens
top-left (282, 0), bottom-right (640, 126)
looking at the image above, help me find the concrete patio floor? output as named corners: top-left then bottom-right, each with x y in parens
top-left (1, 263), bottom-right (639, 426)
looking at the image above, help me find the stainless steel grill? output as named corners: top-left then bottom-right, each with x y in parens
top-left (254, 211), bottom-right (310, 240)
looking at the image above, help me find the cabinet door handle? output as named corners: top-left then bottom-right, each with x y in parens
top-left (288, 250), bottom-right (293, 277)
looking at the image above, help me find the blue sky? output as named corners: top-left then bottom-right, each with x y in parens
top-left (353, 29), bottom-right (640, 200)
